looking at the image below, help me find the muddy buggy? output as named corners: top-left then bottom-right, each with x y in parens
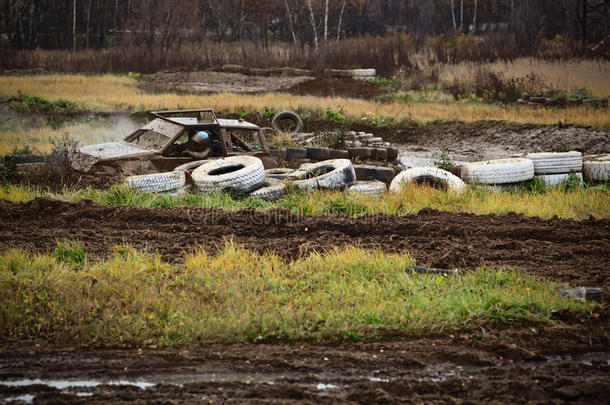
top-left (71, 109), bottom-right (278, 175)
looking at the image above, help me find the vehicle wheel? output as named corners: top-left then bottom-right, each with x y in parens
top-left (250, 178), bottom-right (286, 201)
top-left (191, 156), bottom-right (265, 194)
top-left (460, 158), bottom-right (534, 184)
top-left (516, 151), bottom-right (582, 174)
top-left (125, 171), bottom-right (187, 193)
top-left (390, 167), bottom-right (466, 193)
top-left (173, 160), bottom-right (209, 173)
top-left (290, 159), bottom-right (356, 190)
top-left (265, 168), bottom-right (296, 179)
top-left (348, 180), bottom-right (387, 196)
top-left (583, 154), bottom-right (610, 182)
top-left (271, 111), bottom-right (303, 134)
top-left (538, 172), bottom-right (583, 186)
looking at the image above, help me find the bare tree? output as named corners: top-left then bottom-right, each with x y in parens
top-left (461, 0), bottom-right (464, 32)
top-left (336, 0), bottom-right (347, 42)
top-left (86, 0), bottom-right (93, 48)
top-left (323, 0), bottom-right (329, 43)
top-left (472, 0), bottom-right (477, 34)
top-left (450, 0), bottom-right (457, 32)
top-left (306, 0), bottom-right (318, 49)
top-left (283, 0), bottom-right (297, 44)
top-left (72, 0), bottom-right (77, 51)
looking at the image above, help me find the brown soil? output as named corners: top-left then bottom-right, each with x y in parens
top-left (1, 198), bottom-right (608, 289)
top-left (284, 77), bottom-right (386, 100)
top-left (140, 70), bottom-right (315, 94)
top-left (1, 317), bottom-right (609, 403)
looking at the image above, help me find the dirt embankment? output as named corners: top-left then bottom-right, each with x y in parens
top-left (1, 198), bottom-right (608, 288)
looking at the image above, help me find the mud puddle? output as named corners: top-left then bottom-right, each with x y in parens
top-left (1, 351), bottom-right (609, 403)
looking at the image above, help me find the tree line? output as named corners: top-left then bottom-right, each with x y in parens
top-left (0, 0), bottom-right (593, 51)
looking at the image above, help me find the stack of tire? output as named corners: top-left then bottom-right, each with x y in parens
top-left (127, 156), bottom-right (362, 201)
top-left (583, 154), bottom-right (610, 182)
top-left (186, 156), bottom-right (286, 202)
top-left (460, 158), bottom-right (535, 190)
top-left (515, 152), bottom-right (583, 186)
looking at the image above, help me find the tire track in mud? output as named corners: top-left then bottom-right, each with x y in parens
top-left (0, 197), bottom-right (609, 288)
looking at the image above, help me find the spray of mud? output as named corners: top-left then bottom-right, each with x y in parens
top-left (68, 115), bottom-right (141, 146)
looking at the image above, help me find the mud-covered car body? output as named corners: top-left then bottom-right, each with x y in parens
top-left (72, 109), bottom-right (277, 175)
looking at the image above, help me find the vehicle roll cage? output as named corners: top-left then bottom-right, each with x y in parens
top-left (150, 109), bottom-right (219, 127)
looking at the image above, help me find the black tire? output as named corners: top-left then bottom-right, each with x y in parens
top-left (330, 149), bottom-right (350, 159)
top-left (305, 147), bottom-right (332, 161)
top-left (271, 111), bottom-right (303, 134)
top-left (354, 165), bottom-right (395, 184)
top-left (285, 147), bottom-right (307, 161)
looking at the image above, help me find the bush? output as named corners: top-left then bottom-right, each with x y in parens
top-left (445, 69), bottom-right (545, 104)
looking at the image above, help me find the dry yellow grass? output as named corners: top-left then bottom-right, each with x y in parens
top-left (439, 58), bottom-right (610, 96)
top-left (1, 74), bottom-right (609, 128)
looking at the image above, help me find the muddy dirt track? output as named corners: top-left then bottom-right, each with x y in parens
top-left (1, 197), bottom-right (609, 289)
top-left (1, 320), bottom-right (609, 404)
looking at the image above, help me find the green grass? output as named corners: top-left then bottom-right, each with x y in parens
top-left (52, 240), bottom-right (87, 266)
top-left (0, 241), bottom-right (590, 346)
top-left (1, 181), bottom-right (609, 220)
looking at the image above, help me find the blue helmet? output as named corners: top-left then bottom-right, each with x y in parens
top-left (192, 131), bottom-right (209, 145)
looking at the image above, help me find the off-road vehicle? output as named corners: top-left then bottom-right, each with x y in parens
top-left (72, 109), bottom-right (277, 175)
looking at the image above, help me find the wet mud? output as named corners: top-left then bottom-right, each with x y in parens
top-left (1, 325), bottom-right (609, 404)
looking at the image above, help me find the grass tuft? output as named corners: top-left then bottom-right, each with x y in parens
top-left (52, 240), bottom-right (87, 266)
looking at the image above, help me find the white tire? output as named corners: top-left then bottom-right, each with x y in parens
top-left (583, 154), bottom-right (610, 182)
top-left (290, 159), bottom-right (356, 190)
top-left (390, 167), bottom-right (466, 194)
top-left (125, 171), bottom-right (186, 193)
top-left (515, 152), bottom-right (582, 174)
top-left (348, 180), bottom-right (387, 196)
top-left (250, 178), bottom-right (286, 201)
top-left (265, 168), bottom-right (296, 180)
top-left (538, 172), bottom-right (583, 186)
top-left (461, 158), bottom-right (534, 184)
top-left (330, 68), bottom-right (376, 78)
top-left (191, 156), bottom-right (265, 194)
